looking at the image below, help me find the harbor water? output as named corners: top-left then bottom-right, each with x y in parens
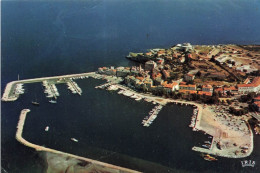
top-left (1, 1), bottom-right (260, 173)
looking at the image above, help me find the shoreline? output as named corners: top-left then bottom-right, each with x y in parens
top-left (16, 109), bottom-right (141, 173)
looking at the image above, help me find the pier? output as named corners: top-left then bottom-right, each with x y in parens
top-left (95, 83), bottom-right (111, 89)
top-left (42, 80), bottom-right (59, 99)
top-left (67, 79), bottom-right (82, 95)
top-left (142, 105), bottom-right (163, 127)
top-left (16, 109), bottom-right (141, 173)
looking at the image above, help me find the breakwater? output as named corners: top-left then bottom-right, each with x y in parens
top-left (16, 109), bottom-right (141, 173)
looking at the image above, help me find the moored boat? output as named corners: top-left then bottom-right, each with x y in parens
top-left (202, 154), bottom-right (218, 161)
top-left (71, 138), bottom-right (78, 142)
top-left (32, 101), bottom-right (40, 106)
top-left (45, 126), bottom-right (49, 131)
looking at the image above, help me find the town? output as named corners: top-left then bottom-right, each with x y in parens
top-left (97, 43), bottom-right (260, 116)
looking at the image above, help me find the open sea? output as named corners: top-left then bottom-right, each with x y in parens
top-left (1, 1), bottom-right (260, 173)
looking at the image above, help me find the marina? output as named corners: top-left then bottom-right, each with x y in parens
top-left (1, 72), bottom-right (98, 102)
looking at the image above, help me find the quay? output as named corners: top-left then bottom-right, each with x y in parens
top-left (142, 105), bottom-right (163, 127)
top-left (95, 83), bottom-right (111, 89)
top-left (2, 72), bottom-right (97, 101)
top-left (16, 109), bottom-right (141, 173)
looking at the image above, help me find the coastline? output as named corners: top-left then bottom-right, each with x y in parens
top-left (4, 71), bottom-right (255, 164)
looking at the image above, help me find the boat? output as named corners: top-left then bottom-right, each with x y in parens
top-left (71, 138), bottom-right (78, 142)
top-left (49, 100), bottom-right (57, 104)
top-left (202, 154), bottom-right (218, 161)
top-left (202, 144), bottom-right (210, 148)
top-left (45, 126), bottom-right (49, 131)
top-left (32, 101), bottom-right (40, 106)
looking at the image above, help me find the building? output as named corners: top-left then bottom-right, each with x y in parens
top-left (237, 77), bottom-right (260, 94)
top-left (184, 74), bottom-right (195, 82)
top-left (198, 85), bottom-right (213, 96)
top-left (116, 67), bottom-right (130, 77)
top-left (145, 60), bottom-right (157, 71)
top-left (223, 86), bottom-right (238, 94)
top-left (179, 84), bottom-right (197, 94)
top-left (162, 81), bottom-right (179, 92)
top-left (97, 67), bottom-right (116, 76)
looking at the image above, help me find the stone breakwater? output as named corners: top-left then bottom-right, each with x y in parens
top-left (16, 109), bottom-right (141, 173)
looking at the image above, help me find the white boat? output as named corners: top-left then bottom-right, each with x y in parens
top-left (45, 126), bottom-right (49, 131)
top-left (49, 100), bottom-right (57, 104)
top-left (71, 138), bottom-right (78, 142)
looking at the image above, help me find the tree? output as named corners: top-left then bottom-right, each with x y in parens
top-left (226, 91), bottom-right (232, 97)
top-left (226, 99), bottom-right (232, 105)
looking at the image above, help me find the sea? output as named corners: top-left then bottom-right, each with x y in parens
top-left (1, 0), bottom-right (260, 173)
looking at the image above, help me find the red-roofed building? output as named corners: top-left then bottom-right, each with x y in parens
top-left (202, 85), bottom-right (213, 92)
top-left (198, 91), bottom-right (212, 96)
top-left (237, 77), bottom-right (260, 94)
top-left (158, 50), bottom-right (166, 56)
top-left (162, 81), bottom-right (179, 92)
top-left (146, 52), bottom-right (153, 56)
top-left (215, 87), bottom-right (224, 93)
top-left (179, 90), bottom-right (197, 95)
top-left (224, 86), bottom-right (238, 94)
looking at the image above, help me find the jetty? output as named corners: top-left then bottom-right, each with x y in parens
top-left (16, 109), bottom-right (141, 173)
top-left (142, 105), bottom-right (163, 127)
top-left (67, 79), bottom-right (82, 95)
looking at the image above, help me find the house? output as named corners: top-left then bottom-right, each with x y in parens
top-left (237, 77), bottom-right (260, 94)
